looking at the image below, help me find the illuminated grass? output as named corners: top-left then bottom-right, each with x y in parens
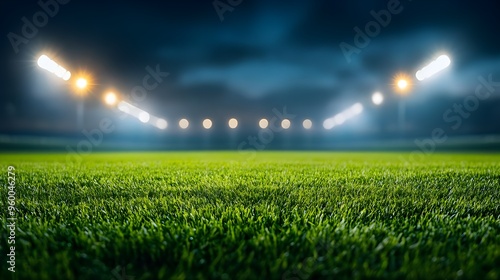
top-left (1, 152), bottom-right (499, 279)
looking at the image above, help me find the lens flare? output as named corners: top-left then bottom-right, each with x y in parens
top-left (76, 78), bottom-right (88, 89)
top-left (104, 92), bottom-right (118, 106)
top-left (393, 73), bottom-right (412, 94)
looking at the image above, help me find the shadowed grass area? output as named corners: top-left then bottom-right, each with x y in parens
top-left (1, 152), bottom-right (499, 279)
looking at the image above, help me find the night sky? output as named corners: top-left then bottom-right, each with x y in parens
top-left (1, 0), bottom-right (499, 149)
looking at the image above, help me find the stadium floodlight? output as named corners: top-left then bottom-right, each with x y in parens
top-left (104, 92), bottom-right (118, 106)
top-left (117, 101), bottom-right (145, 118)
top-left (117, 101), bottom-right (130, 113)
top-left (179, 118), bottom-right (189, 129)
top-left (303, 119), bottom-right (312, 129)
top-left (203, 119), bottom-right (212, 129)
top-left (76, 78), bottom-right (88, 89)
top-left (37, 55), bottom-right (71, 81)
top-left (147, 115), bottom-right (167, 129)
top-left (351, 103), bottom-right (363, 114)
top-left (228, 118), bottom-right (238, 129)
top-left (72, 72), bottom-right (93, 93)
top-left (63, 71), bottom-right (71, 81)
top-left (259, 119), bottom-right (268, 129)
top-left (372, 92), bottom-right (384, 105)
top-left (398, 79), bottom-right (408, 90)
top-left (323, 119), bottom-right (335, 130)
top-left (117, 100), bottom-right (159, 126)
top-left (281, 119), bottom-right (291, 129)
top-left (156, 118), bottom-right (168, 129)
top-left (416, 55), bottom-right (451, 81)
top-left (323, 103), bottom-right (364, 130)
top-left (333, 114), bottom-right (346, 125)
top-left (393, 73), bottom-right (412, 94)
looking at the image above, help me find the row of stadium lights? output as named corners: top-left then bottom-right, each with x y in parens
top-left (37, 54), bottom-right (451, 131)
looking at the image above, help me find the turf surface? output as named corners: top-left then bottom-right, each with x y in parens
top-left (1, 152), bottom-right (500, 279)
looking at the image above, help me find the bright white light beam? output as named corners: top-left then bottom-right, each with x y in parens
top-left (117, 100), bottom-right (164, 129)
top-left (323, 103), bottom-right (364, 130)
top-left (416, 54), bottom-right (451, 81)
top-left (138, 112), bottom-right (150, 123)
top-left (37, 55), bottom-right (71, 81)
top-left (149, 116), bottom-right (167, 129)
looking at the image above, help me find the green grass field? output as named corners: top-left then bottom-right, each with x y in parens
top-left (1, 152), bottom-right (499, 279)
